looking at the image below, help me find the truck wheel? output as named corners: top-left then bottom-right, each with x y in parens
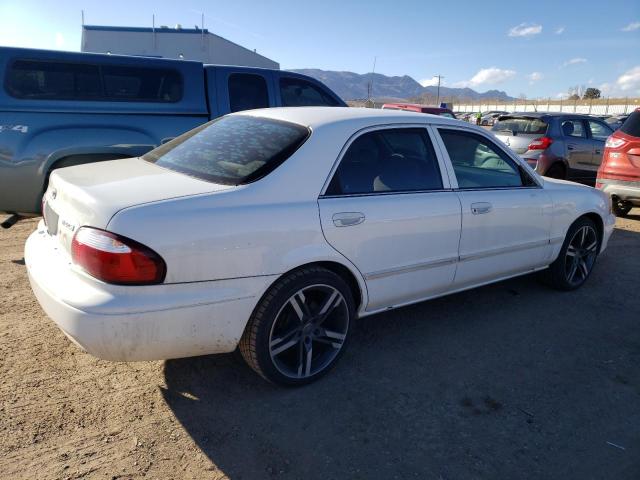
top-left (240, 266), bottom-right (355, 386)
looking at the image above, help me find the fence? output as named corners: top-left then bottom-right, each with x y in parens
top-left (450, 98), bottom-right (638, 116)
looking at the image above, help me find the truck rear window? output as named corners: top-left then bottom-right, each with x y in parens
top-left (620, 111), bottom-right (640, 138)
top-left (143, 115), bottom-right (310, 185)
top-left (492, 117), bottom-right (548, 135)
top-left (5, 59), bottom-right (182, 102)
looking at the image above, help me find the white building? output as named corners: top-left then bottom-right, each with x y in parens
top-left (81, 25), bottom-right (279, 69)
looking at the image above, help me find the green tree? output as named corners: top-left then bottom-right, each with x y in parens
top-left (583, 88), bottom-right (601, 99)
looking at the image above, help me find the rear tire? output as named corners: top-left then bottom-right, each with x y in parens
top-left (239, 266), bottom-right (355, 386)
top-left (543, 217), bottom-right (600, 291)
top-left (545, 163), bottom-right (566, 180)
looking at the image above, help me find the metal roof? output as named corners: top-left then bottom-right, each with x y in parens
top-left (83, 25), bottom-right (209, 34)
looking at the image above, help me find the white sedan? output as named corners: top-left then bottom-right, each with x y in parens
top-left (25, 107), bottom-right (615, 385)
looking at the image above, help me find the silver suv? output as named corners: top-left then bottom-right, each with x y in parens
top-left (491, 113), bottom-right (614, 183)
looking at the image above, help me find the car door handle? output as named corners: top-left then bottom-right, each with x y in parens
top-left (332, 212), bottom-right (365, 227)
top-left (595, 149), bottom-right (602, 154)
top-left (567, 144), bottom-right (575, 151)
top-left (471, 202), bottom-right (492, 215)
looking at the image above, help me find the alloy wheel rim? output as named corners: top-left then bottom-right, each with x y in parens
top-left (564, 225), bottom-right (598, 286)
top-left (268, 284), bottom-right (349, 379)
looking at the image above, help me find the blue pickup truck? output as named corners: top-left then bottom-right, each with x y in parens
top-left (0, 46), bottom-right (345, 224)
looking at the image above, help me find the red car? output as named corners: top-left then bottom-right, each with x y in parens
top-left (597, 108), bottom-right (640, 217)
top-left (381, 103), bottom-right (456, 119)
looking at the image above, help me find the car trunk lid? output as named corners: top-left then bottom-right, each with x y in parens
top-left (42, 157), bottom-right (232, 255)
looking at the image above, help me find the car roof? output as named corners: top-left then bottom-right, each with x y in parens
top-left (237, 106), bottom-right (461, 129)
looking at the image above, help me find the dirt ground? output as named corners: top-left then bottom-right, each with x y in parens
top-left (1, 212), bottom-right (639, 480)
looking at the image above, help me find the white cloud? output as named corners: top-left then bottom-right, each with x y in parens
top-left (562, 57), bottom-right (587, 67)
top-left (621, 21), bottom-right (640, 32)
top-left (55, 32), bottom-right (64, 48)
top-left (508, 22), bottom-right (542, 37)
top-left (616, 66), bottom-right (640, 94)
top-left (454, 67), bottom-right (516, 88)
top-left (528, 72), bottom-right (543, 84)
top-left (555, 26), bottom-right (565, 34)
top-left (596, 67), bottom-right (640, 97)
top-left (419, 76), bottom-right (444, 87)
top-left (556, 92), bottom-right (568, 99)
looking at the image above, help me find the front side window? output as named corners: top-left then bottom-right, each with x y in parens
top-left (279, 77), bottom-right (340, 107)
top-left (439, 129), bottom-right (528, 189)
top-left (143, 116), bottom-right (309, 185)
top-left (561, 120), bottom-right (586, 138)
top-left (228, 73), bottom-right (269, 113)
top-left (588, 120), bottom-right (613, 141)
top-left (326, 128), bottom-right (443, 195)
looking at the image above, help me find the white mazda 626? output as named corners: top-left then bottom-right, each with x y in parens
top-left (26, 107), bottom-right (615, 385)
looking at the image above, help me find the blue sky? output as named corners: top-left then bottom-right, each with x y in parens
top-left (1, 0), bottom-right (639, 98)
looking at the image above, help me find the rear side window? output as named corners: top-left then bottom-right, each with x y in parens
top-left (228, 73), bottom-right (269, 113)
top-left (620, 111), bottom-right (640, 138)
top-left (143, 116), bottom-right (309, 185)
top-left (561, 120), bottom-right (586, 138)
top-left (326, 128), bottom-right (443, 195)
top-left (5, 59), bottom-right (182, 102)
top-left (492, 117), bottom-right (547, 135)
top-left (279, 77), bottom-right (340, 107)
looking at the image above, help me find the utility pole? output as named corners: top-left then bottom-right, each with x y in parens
top-left (367, 56), bottom-right (377, 106)
top-left (434, 74), bottom-right (444, 106)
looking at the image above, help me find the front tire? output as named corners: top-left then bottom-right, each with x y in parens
top-left (612, 197), bottom-right (632, 217)
top-left (239, 266), bottom-right (355, 386)
top-left (544, 217), bottom-right (600, 291)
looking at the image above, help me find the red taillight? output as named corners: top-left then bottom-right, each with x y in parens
top-left (71, 227), bottom-right (166, 285)
top-left (528, 136), bottom-right (553, 151)
top-left (605, 136), bottom-right (626, 149)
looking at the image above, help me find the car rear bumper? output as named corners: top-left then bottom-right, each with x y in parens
top-left (25, 222), bottom-right (274, 361)
top-left (597, 178), bottom-right (640, 205)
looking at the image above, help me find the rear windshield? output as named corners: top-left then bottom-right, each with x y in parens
top-left (492, 116), bottom-right (548, 135)
top-left (620, 111), bottom-right (640, 138)
top-left (143, 115), bottom-right (310, 185)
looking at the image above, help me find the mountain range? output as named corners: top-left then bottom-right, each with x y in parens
top-left (290, 69), bottom-right (515, 102)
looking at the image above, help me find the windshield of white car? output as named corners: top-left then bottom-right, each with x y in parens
top-left (492, 117), bottom-right (548, 135)
top-left (143, 115), bottom-right (310, 185)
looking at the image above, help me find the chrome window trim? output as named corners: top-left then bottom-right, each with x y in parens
top-left (365, 256), bottom-right (459, 281)
top-left (364, 237), bottom-right (556, 281)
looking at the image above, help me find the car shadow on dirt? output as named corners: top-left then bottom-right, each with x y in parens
top-left (161, 232), bottom-right (640, 480)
